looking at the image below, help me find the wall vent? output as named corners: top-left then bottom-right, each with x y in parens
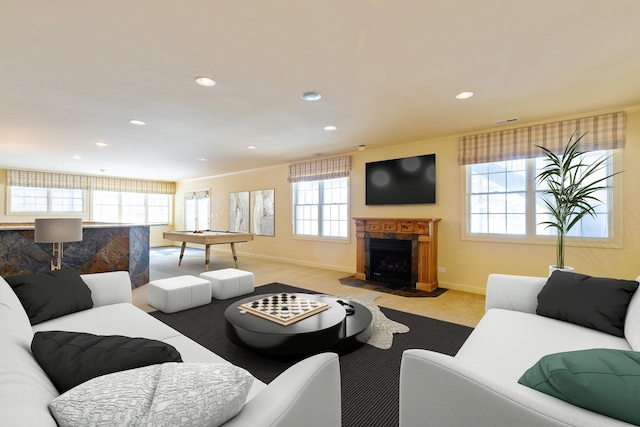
top-left (494, 117), bottom-right (520, 125)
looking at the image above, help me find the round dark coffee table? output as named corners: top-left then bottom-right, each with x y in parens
top-left (224, 293), bottom-right (372, 356)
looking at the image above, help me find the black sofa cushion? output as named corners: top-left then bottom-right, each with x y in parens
top-left (31, 330), bottom-right (183, 393)
top-left (6, 268), bottom-right (93, 325)
top-left (536, 271), bottom-right (638, 337)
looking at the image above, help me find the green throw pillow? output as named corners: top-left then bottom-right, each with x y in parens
top-left (518, 348), bottom-right (640, 425)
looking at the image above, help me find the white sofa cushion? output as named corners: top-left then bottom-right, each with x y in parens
top-left (623, 277), bottom-right (640, 351)
top-left (49, 363), bottom-right (253, 427)
top-left (81, 271), bottom-right (133, 306)
top-left (455, 308), bottom-right (632, 382)
top-left (485, 274), bottom-right (547, 313)
top-left (33, 303), bottom-right (183, 341)
top-left (0, 305), bottom-right (58, 427)
top-left (0, 277), bottom-right (33, 341)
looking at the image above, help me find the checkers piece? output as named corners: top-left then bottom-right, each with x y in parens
top-left (238, 293), bottom-right (329, 326)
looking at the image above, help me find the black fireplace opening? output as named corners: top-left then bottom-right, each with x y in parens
top-left (368, 238), bottom-right (413, 287)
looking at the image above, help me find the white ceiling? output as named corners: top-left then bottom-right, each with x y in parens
top-left (1, 0), bottom-right (639, 181)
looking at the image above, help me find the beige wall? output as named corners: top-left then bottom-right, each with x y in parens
top-left (174, 108), bottom-right (640, 294)
top-left (3, 108), bottom-right (639, 293)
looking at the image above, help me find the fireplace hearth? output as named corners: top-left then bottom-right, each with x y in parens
top-left (354, 218), bottom-right (440, 291)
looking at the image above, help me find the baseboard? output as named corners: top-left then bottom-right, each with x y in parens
top-left (155, 243), bottom-right (484, 293)
top-left (439, 281), bottom-right (486, 295)
top-left (160, 242), bottom-right (356, 275)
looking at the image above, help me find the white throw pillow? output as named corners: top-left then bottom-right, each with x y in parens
top-left (49, 362), bottom-right (254, 427)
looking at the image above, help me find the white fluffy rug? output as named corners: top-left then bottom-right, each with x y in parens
top-left (335, 293), bottom-right (410, 350)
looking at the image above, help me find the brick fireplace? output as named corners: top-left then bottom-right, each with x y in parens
top-left (353, 218), bottom-right (440, 291)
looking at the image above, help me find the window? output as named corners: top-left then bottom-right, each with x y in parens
top-left (184, 191), bottom-right (210, 231)
top-left (92, 191), bottom-right (119, 221)
top-left (468, 159), bottom-right (527, 235)
top-left (293, 177), bottom-right (348, 239)
top-left (466, 150), bottom-right (614, 239)
top-left (9, 186), bottom-right (85, 213)
top-left (535, 151), bottom-right (611, 238)
top-left (148, 194), bottom-right (171, 224)
top-left (92, 191), bottom-right (171, 224)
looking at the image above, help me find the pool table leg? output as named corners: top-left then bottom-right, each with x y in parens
top-left (230, 242), bottom-right (239, 268)
top-left (205, 244), bottom-right (211, 271)
top-left (178, 242), bottom-right (187, 266)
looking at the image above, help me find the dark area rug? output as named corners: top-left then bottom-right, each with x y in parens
top-left (339, 275), bottom-right (448, 298)
top-left (150, 283), bottom-right (473, 427)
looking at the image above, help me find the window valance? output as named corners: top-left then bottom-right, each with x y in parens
top-left (458, 111), bottom-right (626, 165)
top-left (184, 190), bottom-right (209, 200)
top-left (287, 155), bottom-right (352, 183)
top-left (6, 170), bottom-right (176, 195)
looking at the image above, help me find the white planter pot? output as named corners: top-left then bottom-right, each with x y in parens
top-left (549, 265), bottom-right (575, 276)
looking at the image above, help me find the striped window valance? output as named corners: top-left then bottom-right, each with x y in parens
top-left (458, 112), bottom-right (626, 165)
top-left (287, 155), bottom-right (352, 183)
top-left (7, 170), bottom-right (176, 195)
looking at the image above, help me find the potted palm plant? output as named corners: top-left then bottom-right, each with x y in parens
top-left (535, 130), bottom-right (619, 275)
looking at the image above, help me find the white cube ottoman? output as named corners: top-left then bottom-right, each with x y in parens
top-left (200, 268), bottom-right (255, 300)
top-left (147, 275), bottom-right (212, 313)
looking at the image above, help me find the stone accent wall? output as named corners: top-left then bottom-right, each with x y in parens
top-left (0, 226), bottom-right (149, 288)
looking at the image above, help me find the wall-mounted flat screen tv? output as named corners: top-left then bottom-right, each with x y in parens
top-left (366, 153), bottom-right (436, 205)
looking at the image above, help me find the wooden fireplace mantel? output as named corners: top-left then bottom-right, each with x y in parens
top-left (353, 217), bottom-right (441, 292)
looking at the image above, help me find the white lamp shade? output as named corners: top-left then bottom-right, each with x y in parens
top-left (34, 218), bottom-right (83, 243)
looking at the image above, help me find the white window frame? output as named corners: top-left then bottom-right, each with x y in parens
top-left (184, 190), bottom-right (210, 231)
top-left (461, 149), bottom-right (623, 249)
top-left (91, 190), bottom-right (172, 224)
top-left (292, 177), bottom-right (350, 242)
top-left (8, 186), bottom-right (86, 214)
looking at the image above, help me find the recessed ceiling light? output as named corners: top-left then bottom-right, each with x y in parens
top-left (324, 125), bottom-right (337, 131)
top-left (95, 141), bottom-right (108, 147)
top-left (197, 158), bottom-right (207, 161)
top-left (353, 144), bottom-right (367, 151)
top-left (72, 155), bottom-right (82, 160)
top-left (301, 91), bottom-right (322, 101)
top-left (195, 76), bottom-right (216, 87)
top-left (247, 145), bottom-right (256, 150)
top-left (129, 119), bottom-right (146, 125)
top-left (455, 91), bottom-right (474, 100)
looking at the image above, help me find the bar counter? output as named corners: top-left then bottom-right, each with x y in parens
top-left (0, 222), bottom-right (149, 288)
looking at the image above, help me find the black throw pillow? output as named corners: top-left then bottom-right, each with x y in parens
top-left (6, 268), bottom-right (93, 325)
top-left (31, 331), bottom-right (183, 393)
top-left (536, 271), bottom-right (638, 337)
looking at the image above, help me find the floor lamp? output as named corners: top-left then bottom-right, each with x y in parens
top-left (34, 218), bottom-right (83, 271)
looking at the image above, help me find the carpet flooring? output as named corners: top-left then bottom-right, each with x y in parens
top-left (150, 283), bottom-right (473, 427)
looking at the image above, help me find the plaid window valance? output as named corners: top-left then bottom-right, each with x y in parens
top-left (287, 155), bottom-right (352, 183)
top-left (458, 112), bottom-right (626, 165)
top-left (184, 190), bottom-right (209, 200)
top-left (7, 170), bottom-right (176, 195)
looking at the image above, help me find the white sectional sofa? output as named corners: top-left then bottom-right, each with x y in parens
top-left (400, 273), bottom-right (640, 427)
top-left (0, 271), bottom-right (341, 427)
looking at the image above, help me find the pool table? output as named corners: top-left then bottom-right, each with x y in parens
top-left (162, 230), bottom-right (255, 270)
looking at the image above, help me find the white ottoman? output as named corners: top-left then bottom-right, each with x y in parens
top-left (200, 268), bottom-right (255, 300)
top-left (147, 275), bottom-right (212, 313)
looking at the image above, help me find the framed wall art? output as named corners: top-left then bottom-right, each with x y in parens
top-left (229, 191), bottom-right (250, 232)
top-left (250, 189), bottom-right (275, 236)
